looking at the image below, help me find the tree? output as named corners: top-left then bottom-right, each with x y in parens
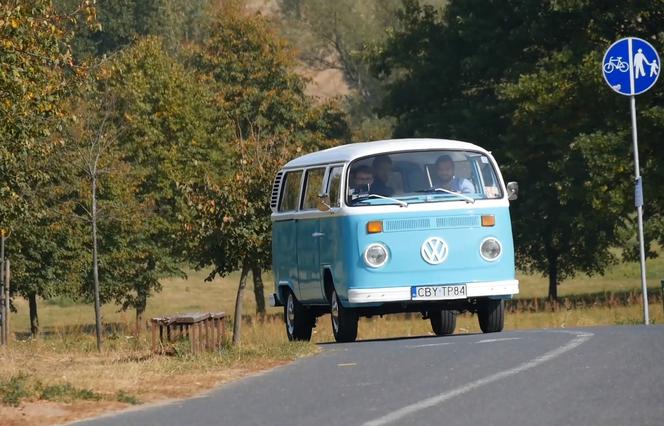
top-left (0, 0), bottom-right (93, 335)
top-left (0, 0), bottom-right (80, 231)
top-left (82, 36), bottom-right (222, 333)
top-left (7, 160), bottom-right (86, 337)
top-left (67, 96), bottom-right (121, 351)
top-left (497, 2), bottom-right (663, 299)
top-left (373, 0), bottom-right (664, 299)
top-left (57, 0), bottom-right (215, 58)
top-left (185, 4), bottom-right (350, 343)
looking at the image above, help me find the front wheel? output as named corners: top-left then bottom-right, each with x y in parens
top-left (477, 299), bottom-right (504, 333)
top-left (430, 309), bottom-right (457, 335)
top-left (284, 290), bottom-right (314, 341)
top-left (330, 290), bottom-right (358, 343)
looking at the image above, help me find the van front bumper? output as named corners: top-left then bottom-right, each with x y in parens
top-left (347, 280), bottom-right (519, 304)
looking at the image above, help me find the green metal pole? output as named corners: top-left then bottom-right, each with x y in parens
top-left (0, 232), bottom-right (5, 345)
top-left (661, 280), bottom-right (664, 317)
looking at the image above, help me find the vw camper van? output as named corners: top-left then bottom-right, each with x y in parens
top-left (269, 138), bottom-right (519, 342)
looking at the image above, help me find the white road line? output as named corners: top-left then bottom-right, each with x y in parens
top-left (363, 330), bottom-right (594, 426)
top-left (406, 342), bottom-right (454, 348)
top-left (475, 337), bottom-right (521, 344)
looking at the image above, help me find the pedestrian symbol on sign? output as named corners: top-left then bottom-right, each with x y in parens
top-left (602, 37), bottom-right (660, 96)
top-left (633, 48), bottom-right (659, 79)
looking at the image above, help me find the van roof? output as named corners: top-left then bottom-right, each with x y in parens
top-left (282, 138), bottom-right (487, 169)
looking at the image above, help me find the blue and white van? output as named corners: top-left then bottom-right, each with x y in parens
top-left (269, 138), bottom-right (519, 342)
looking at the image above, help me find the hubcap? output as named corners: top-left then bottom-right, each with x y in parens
top-left (287, 294), bottom-right (295, 335)
top-left (331, 292), bottom-right (339, 333)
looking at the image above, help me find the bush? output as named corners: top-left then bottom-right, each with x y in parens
top-left (0, 373), bottom-right (34, 407)
top-left (39, 383), bottom-right (101, 403)
top-left (116, 390), bottom-right (141, 405)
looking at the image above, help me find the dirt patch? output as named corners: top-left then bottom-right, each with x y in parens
top-left (0, 360), bottom-right (292, 426)
top-left (0, 401), bottom-right (128, 426)
top-left (302, 68), bottom-right (350, 100)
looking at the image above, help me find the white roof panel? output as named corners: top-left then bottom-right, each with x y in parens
top-left (282, 138), bottom-right (487, 169)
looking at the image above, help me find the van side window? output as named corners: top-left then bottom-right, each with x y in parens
top-left (327, 166), bottom-right (343, 208)
top-left (301, 168), bottom-right (326, 210)
top-left (279, 170), bottom-right (303, 212)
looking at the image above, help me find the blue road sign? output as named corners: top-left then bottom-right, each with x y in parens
top-left (602, 37), bottom-right (660, 96)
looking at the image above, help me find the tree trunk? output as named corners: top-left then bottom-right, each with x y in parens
top-left (135, 294), bottom-right (147, 336)
top-left (28, 292), bottom-right (39, 338)
top-left (251, 264), bottom-right (266, 317)
top-left (1, 233), bottom-right (5, 345)
top-left (548, 255), bottom-right (558, 301)
top-left (232, 261), bottom-right (251, 346)
top-left (91, 174), bottom-right (103, 352)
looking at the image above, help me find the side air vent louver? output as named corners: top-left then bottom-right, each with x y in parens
top-left (270, 171), bottom-right (284, 212)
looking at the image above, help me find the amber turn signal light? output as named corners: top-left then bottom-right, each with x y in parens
top-left (367, 220), bottom-right (383, 234)
top-left (481, 215), bottom-right (495, 227)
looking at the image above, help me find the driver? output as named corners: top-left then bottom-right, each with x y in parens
top-left (350, 165), bottom-right (374, 195)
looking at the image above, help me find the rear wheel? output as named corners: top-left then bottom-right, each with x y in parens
top-left (284, 290), bottom-right (313, 341)
top-left (330, 290), bottom-right (358, 343)
top-left (478, 299), bottom-right (504, 333)
top-left (430, 309), bottom-right (457, 335)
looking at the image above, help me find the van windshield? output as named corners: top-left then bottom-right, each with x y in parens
top-left (346, 150), bottom-right (503, 206)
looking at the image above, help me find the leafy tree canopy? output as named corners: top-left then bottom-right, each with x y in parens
top-left (373, 0), bottom-right (664, 298)
top-left (185, 3), bottom-right (350, 281)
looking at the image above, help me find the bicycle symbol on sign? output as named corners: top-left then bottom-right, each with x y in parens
top-left (603, 56), bottom-right (629, 73)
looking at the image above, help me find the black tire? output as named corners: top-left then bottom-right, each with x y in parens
top-left (478, 299), bottom-right (504, 333)
top-left (284, 290), bottom-right (313, 341)
top-left (430, 309), bottom-right (457, 335)
top-left (330, 289), bottom-right (358, 343)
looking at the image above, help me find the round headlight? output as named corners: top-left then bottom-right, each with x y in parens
top-left (480, 238), bottom-right (502, 261)
top-left (364, 243), bottom-right (389, 268)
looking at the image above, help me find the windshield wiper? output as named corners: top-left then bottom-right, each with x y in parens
top-left (414, 187), bottom-right (475, 204)
top-left (351, 193), bottom-right (408, 207)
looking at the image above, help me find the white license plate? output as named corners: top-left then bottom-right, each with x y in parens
top-left (411, 284), bottom-right (467, 300)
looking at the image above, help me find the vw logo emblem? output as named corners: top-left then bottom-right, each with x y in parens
top-left (421, 237), bottom-right (448, 265)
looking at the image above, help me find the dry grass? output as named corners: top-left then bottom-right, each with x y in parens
top-left (517, 247), bottom-right (664, 299)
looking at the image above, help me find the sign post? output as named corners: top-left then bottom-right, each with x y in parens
top-left (602, 37), bottom-right (660, 325)
top-left (0, 229), bottom-right (5, 345)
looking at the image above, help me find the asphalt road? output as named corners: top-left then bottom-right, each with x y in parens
top-left (75, 326), bottom-right (664, 426)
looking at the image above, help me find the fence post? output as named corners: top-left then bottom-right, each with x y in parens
top-left (151, 320), bottom-right (158, 353)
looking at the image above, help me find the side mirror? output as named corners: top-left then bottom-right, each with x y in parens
top-left (507, 182), bottom-right (518, 201)
top-left (317, 193), bottom-right (331, 212)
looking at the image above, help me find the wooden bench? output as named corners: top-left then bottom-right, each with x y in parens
top-left (150, 312), bottom-right (226, 354)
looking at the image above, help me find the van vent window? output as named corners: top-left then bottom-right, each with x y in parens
top-left (279, 170), bottom-right (303, 212)
top-left (270, 171), bottom-right (284, 211)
